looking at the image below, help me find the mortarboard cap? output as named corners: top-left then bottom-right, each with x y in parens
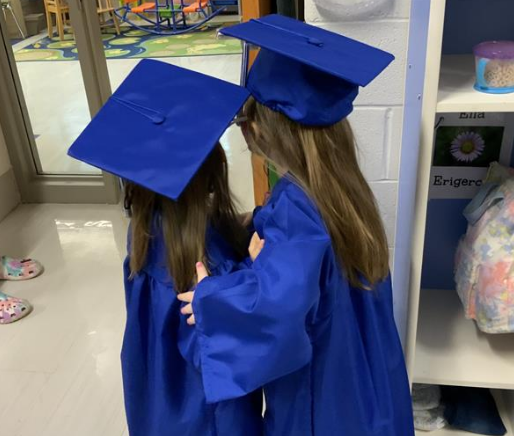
top-left (68, 59), bottom-right (250, 200)
top-left (221, 14), bottom-right (395, 126)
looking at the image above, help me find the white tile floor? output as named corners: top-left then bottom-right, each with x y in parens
top-left (0, 186), bottom-right (254, 435)
top-left (0, 204), bottom-right (129, 436)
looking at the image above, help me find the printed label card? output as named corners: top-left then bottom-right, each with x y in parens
top-left (429, 112), bottom-right (514, 199)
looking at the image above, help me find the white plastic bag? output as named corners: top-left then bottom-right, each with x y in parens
top-left (310, 0), bottom-right (393, 20)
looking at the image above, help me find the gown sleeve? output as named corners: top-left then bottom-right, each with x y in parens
top-left (192, 188), bottom-right (331, 403)
top-left (178, 257), bottom-right (246, 372)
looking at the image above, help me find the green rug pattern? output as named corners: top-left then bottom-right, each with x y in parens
top-left (15, 24), bottom-right (242, 62)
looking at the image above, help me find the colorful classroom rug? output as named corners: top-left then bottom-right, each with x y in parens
top-left (14, 23), bottom-right (242, 62)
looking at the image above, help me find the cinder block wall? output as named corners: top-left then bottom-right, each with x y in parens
top-left (305, 0), bottom-right (411, 265)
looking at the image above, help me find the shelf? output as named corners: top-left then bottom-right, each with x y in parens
top-left (414, 288), bottom-right (514, 390)
top-left (437, 55), bottom-right (514, 113)
top-left (415, 391), bottom-right (514, 436)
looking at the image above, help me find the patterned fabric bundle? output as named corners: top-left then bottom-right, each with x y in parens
top-left (455, 162), bottom-right (514, 333)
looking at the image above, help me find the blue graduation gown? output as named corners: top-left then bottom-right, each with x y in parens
top-left (121, 226), bottom-right (263, 436)
top-left (188, 178), bottom-right (414, 436)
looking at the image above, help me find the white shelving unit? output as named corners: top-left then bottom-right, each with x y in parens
top-left (414, 289), bottom-right (514, 390)
top-left (403, 0), bottom-right (514, 435)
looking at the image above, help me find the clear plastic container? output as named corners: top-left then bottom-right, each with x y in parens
top-left (474, 41), bottom-right (514, 94)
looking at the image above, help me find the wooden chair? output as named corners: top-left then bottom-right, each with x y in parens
top-left (96, 0), bottom-right (121, 35)
top-left (44, 0), bottom-right (120, 41)
top-left (43, 0), bottom-right (69, 41)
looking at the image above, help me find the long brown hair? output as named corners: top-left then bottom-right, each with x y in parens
top-left (244, 98), bottom-right (389, 288)
top-left (125, 143), bottom-right (248, 293)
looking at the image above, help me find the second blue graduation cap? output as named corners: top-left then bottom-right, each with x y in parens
top-left (68, 59), bottom-right (250, 200)
top-left (221, 14), bottom-right (395, 126)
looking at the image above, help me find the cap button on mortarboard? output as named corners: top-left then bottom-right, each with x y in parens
top-left (307, 37), bottom-right (323, 47)
top-left (111, 96), bottom-right (166, 125)
top-left (149, 114), bottom-right (166, 125)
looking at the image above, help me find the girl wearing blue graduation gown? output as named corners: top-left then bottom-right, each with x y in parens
top-left (178, 15), bottom-right (415, 436)
top-left (121, 143), bottom-right (263, 436)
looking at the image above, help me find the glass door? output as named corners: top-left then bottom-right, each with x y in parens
top-left (94, 2), bottom-right (255, 211)
top-left (0, 0), bottom-right (118, 202)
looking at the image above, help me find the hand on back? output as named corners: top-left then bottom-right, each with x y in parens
top-left (178, 233), bottom-right (264, 325)
top-left (249, 232), bottom-right (265, 262)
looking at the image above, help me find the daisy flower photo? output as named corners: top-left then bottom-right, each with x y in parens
top-left (450, 131), bottom-right (485, 162)
top-left (433, 125), bottom-right (503, 168)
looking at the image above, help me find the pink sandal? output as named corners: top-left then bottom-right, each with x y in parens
top-left (0, 293), bottom-right (33, 324)
top-left (0, 256), bottom-right (43, 281)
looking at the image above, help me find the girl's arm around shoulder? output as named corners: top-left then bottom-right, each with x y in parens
top-left (183, 185), bottom-right (331, 403)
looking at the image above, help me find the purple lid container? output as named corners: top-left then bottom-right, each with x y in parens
top-left (474, 41), bottom-right (514, 60)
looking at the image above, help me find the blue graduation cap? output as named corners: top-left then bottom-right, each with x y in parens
top-left (221, 14), bottom-right (395, 126)
top-left (68, 59), bottom-right (250, 200)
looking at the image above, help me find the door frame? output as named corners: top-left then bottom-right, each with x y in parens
top-left (241, 0), bottom-right (270, 206)
top-left (0, 0), bottom-right (119, 203)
